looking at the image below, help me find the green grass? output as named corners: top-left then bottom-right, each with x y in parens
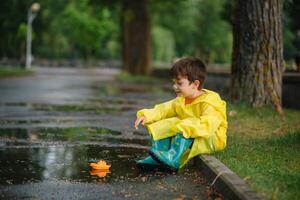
top-left (215, 103), bottom-right (300, 200)
top-left (116, 71), bottom-right (167, 84)
top-left (114, 72), bottom-right (172, 97)
top-left (0, 66), bottom-right (33, 78)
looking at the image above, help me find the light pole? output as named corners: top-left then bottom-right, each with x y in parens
top-left (26, 3), bottom-right (40, 69)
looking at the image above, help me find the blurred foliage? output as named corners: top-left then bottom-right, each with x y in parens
top-left (151, 26), bottom-right (175, 62)
top-left (0, 66), bottom-right (33, 77)
top-left (0, 0), bottom-right (299, 64)
top-left (195, 0), bottom-right (232, 63)
top-left (150, 0), bottom-right (197, 58)
top-left (38, 0), bottom-right (120, 59)
top-left (283, 0), bottom-right (300, 61)
top-left (150, 0), bottom-right (232, 63)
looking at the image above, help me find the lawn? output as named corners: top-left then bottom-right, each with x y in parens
top-left (215, 103), bottom-right (300, 200)
top-left (112, 72), bottom-right (300, 199)
top-left (0, 66), bottom-right (33, 78)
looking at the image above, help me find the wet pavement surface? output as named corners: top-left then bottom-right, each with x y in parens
top-left (0, 67), bottom-right (209, 199)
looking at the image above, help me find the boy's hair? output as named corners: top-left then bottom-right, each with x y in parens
top-left (170, 57), bottom-right (207, 89)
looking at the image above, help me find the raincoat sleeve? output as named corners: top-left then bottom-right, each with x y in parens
top-left (136, 99), bottom-right (177, 124)
top-left (172, 103), bottom-right (223, 139)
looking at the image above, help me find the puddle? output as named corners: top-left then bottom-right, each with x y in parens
top-left (0, 120), bottom-right (46, 125)
top-left (0, 144), bottom-right (204, 183)
top-left (0, 147), bottom-right (207, 200)
top-left (1, 100), bottom-right (137, 114)
top-left (0, 128), bottom-right (152, 186)
top-left (0, 145), bottom-right (207, 200)
top-left (0, 127), bottom-right (149, 151)
top-left (0, 128), bottom-right (203, 188)
top-left (0, 102), bottom-right (29, 107)
top-left (0, 127), bottom-right (122, 142)
top-left (31, 104), bottom-right (133, 113)
top-left (0, 145), bottom-right (150, 185)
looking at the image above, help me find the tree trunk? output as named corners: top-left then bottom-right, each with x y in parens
top-left (231, 0), bottom-right (284, 113)
top-left (121, 0), bottom-right (151, 75)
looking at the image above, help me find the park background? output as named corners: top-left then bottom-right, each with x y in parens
top-left (0, 1), bottom-right (299, 200)
top-left (1, 0), bottom-right (299, 69)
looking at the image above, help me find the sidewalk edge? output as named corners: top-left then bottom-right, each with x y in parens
top-left (195, 155), bottom-right (264, 200)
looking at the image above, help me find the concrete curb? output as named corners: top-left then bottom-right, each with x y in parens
top-left (195, 155), bottom-right (264, 200)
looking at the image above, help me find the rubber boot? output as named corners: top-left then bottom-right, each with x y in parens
top-left (149, 133), bottom-right (193, 171)
top-left (136, 137), bottom-right (171, 168)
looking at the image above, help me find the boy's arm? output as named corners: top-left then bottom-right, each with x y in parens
top-left (172, 103), bottom-right (225, 139)
top-left (137, 99), bottom-right (177, 124)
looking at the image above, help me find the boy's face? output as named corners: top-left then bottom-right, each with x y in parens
top-left (172, 75), bottom-right (200, 98)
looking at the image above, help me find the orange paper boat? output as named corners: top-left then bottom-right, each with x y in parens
top-left (89, 160), bottom-right (111, 170)
top-left (89, 169), bottom-right (110, 178)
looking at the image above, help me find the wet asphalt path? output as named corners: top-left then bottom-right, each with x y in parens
top-left (0, 67), bottom-right (209, 199)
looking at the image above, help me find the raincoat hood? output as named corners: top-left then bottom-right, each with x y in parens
top-left (188, 89), bottom-right (227, 119)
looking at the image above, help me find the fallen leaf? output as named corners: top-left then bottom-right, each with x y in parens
top-left (228, 110), bottom-right (237, 117)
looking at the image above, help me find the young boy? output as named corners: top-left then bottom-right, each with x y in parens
top-left (135, 57), bottom-right (227, 171)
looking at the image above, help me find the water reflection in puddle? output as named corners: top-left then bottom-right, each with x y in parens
top-left (0, 143), bottom-right (206, 200)
top-left (0, 100), bottom-right (137, 115)
top-left (0, 126), bottom-right (207, 200)
top-left (0, 127), bottom-right (121, 141)
top-left (0, 127), bottom-right (153, 185)
top-left (0, 128), bottom-right (149, 149)
top-left (32, 104), bottom-right (134, 113)
top-left (0, 145), bottom-right (150, 185)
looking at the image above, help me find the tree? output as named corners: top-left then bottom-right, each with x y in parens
top-left (231, 0), bottom-right (284, 115)
top-left (121, 0), bottom-right (151, 75)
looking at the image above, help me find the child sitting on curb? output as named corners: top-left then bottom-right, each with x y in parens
top-left (134, 57), bottom-right (227, 171)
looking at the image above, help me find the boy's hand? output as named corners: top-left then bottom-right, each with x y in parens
top-left (134, 116), bottom-right (146, 129)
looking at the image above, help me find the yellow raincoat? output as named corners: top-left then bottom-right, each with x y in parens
top-left (137, 89), bottom-right (227, 167)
